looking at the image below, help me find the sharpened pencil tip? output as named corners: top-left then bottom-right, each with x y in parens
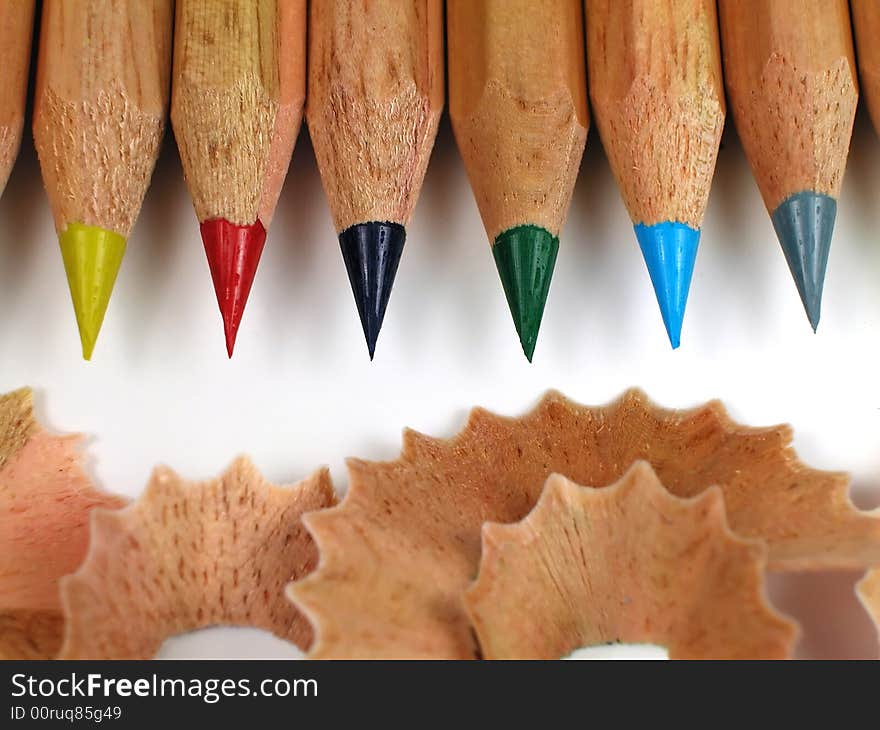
top-left (493, 225), bottom-right (559, 362)
top-left (770, 191), bottom-right (836, 333)
top-left (339, 222), bottom-right (406, 360)
top-left (634, 221), bottom-right (700, 349)
top-left (200, 218), bottom-right (267, 358)
top-left (59, 222), bottom-right (127, 361)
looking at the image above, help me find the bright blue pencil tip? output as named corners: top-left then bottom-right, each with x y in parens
top-left (634, 221), bottom-right (700, 349)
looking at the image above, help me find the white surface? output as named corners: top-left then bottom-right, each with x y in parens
top-left (565, 644), bottom-right (668, 660)
top-left (3, 110), bottom-right (880, 660)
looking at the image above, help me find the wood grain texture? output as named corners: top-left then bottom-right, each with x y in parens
top-left (172, 0), bottom-right (306, 227)
top-left (718, 0), bottom-right (858, 211)
top-left (448, 0), bottom-right (589, 242)
top-left (307, 0), bottom-right (444, 233)
top-left (289, 390), bottom-right (871, 659)
top-left (466, 466), bottom-right (796, 659)
top-left (32, 0), bottom-right (173, 236)
top-left (851, 0), bottom-right (880, 136)
top-left (0, 0), bottom-right (35, 197)
top-left (586, 0), bottom-right (724, 228)
top-left (0, 388), bottom-right (127, 660)
top-left (59, 460), bottom-right (336, 659)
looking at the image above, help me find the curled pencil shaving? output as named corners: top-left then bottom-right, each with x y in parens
top-left (0, 388), bottom-right (126, 659)
top-left (0, 613), bottom-right (65, 661)
top-left (465, 463), bottom-right (798, 659)
top-left (289, 389), bottom-right (879, 658)
top-left (856, 569), bottom-right (880, 656)
top-left (59, 457), bottom-right (336, 659)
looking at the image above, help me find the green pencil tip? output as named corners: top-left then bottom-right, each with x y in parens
top-left (59, 222), bottom-right (127, 360)
top-left (492, 225), bottom-right (559, 362)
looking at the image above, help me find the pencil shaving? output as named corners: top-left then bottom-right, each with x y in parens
top-left (59, 457), bottom-right (336, 659)
top-left (465, 463), bottom-right (798, 659)
top-left (856, 569), bottom-right (880, 656)
top-left (289, 389), bottom-right (878, 658)
top-left (0, 388), bottom-right (125, 659)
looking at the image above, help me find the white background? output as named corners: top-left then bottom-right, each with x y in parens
top-left (2, 106), bottom-right (880, 659)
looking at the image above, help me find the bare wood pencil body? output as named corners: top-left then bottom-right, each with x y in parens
top-left (308, 0), bottom-right (443, 233)
top-left (449, 0), bottom-right (589, 241)
top-left (718, 0), bottom-right (858, 330)
top-left (307, 0), bottom-right (444, 358)
top-left (719, 0), bottom-right (857, 212)
top-left (172, 0), bottom-right (305, 228)
top-left (171, 0), bottom-right (307, 356)
top-left (0, 0), bottom-right (35, 197)
top-left (586, 0), bottom-right (725, 348)
top-left (32, 0), bottom-right (173, 359)
top-left (448, 0), bottom-right (589, 360)
top-left (852, 1), bottom-right (880, 135)
top-left (587, 0), bottom-right (724, 229)
top-left (34, 0), bottom-right (172, 237)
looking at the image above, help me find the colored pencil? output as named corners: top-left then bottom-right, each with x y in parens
top-left (718, 0), bottom-right (858, 331)
top-left (448, 0), bottom-right (589, 361)
top-left (586, 0), bottom-right (725, 349)
top-left (33, 0), bottom-right (172, 360)
top-left (308, 0), bottom-right (444, 359)
top-left (0, 0), bottom-right (34, 198)
top-left (172, 0), bottom-right (306, 357)
top-left (852, 1), bottom-right (880, 136)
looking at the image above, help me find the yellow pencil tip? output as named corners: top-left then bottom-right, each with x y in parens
top-left (59, 223), bottom-right (127, 361)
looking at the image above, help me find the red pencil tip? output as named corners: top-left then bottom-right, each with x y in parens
top-left (200, 218), bottom-right (267, 358)
top-left (224, 324), bottom-right (236, 359)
